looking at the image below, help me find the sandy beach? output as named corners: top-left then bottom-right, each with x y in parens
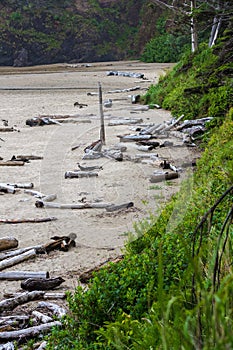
top-left (0, 60), bottom-right (196, 300)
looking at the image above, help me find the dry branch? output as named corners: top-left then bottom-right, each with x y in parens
top-left (106, 202), bottom-right (134, 212)
top-left (32, 310), bottom-right (53, 324)
top-left (0, 161), bottom-right (24, 166)
top-left (64, 171), bottom-right (98, 178)
top-left (35, 201), bottom-right (113, 210)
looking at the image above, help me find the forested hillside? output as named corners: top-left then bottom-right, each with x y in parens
top-left (0, 0), bottom-right (162, 66)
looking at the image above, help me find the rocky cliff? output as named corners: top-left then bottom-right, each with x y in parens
top-left (0, 0), bottom-right (158, 66)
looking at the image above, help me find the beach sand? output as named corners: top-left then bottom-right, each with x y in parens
top-left (0, 61), bottom-right (196, 300)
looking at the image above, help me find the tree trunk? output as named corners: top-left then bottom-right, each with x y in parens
top-left (0, 249), bottom-right (36, 271)
top-left (0, 271), bottom-right (49, 280)
top-left (191, 0), bottom-right (198, 52)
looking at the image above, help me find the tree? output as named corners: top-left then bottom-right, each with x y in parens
top-left (149, 0), bottom-right (233, 52)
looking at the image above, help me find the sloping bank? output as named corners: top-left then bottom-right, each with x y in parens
top-left (46, 43), bottom-right (233, 349)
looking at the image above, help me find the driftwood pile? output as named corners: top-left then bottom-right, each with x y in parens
top-left (0, 236), bottom-right (75, 348)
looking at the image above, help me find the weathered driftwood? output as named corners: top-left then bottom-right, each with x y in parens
top-left (36, 340), bottom-right (47, 350)
top-left (103, 150), bottom-right (123, 161)
top-left (21, 277), bottom-right (65, 292)
top-left (82, 150), bottom-right (103, 160)
top-left (139, 123), bottom-right (163, 135)
top-left (0, 161), bottom-right (24, 166)
top-left (38, 301), bottom-right (66, 318)
top-left (84, 139), bottom-right (102, 153)
top-left (0, 341), bottom-right (15, 350)
top-left (0, 246), bottom-right (42, 261)
top-left (150, 172), bottom-right (180, 183)
top-left (182, 125), bottom-right (206, 136)
top-left (131, 105), bottom-right (149, 112)
top-left (79, 255), bottom-right (124, 283)
top-left (0, 217), bottom-right (57, 224)
top-left (160, 160), bottom-right (178, 172)
top-left (16, 155), bottom-right (43, 160)
top-left (0, 249), bottom-right (36, 271)
top-left (107, 71), bottom-right (144, 78)
top-left (7, 182), bottom-right (34, 189)
top-left (41, 194), bottom-right (57, 202)
top-left (32, 311), bottom-right (53, 324)
top-left (36, 233), bottom-right (76, 254)
top-left (106, 202), bottom-right (134, 212)
top-left (35, 200), bottom-right (113, 210)
top-left (0, 127), bottom-right (14, 132)
top-left (181, 160), bottom-right (197, 168)
top-left (0, 184), bottom-right (16, 194)
top-left (108, 86), bottom-right (141, 93)
top-left (0, 271), bottom-right (49, 281)
top-left (136, 145), bottom-right (154, 152)
top-left (26, 117), bottom-right (62, 127)
top-left (108, 118), bottom-right (143, 126)
top-left (0, 291), bottom-right (45, 313)
top-left (0, 321), bottom-right (61, 340)
top-left (118, 134), bottom-right (152, 142)
top-left (162, 114), bottom-right (185, 132)
top-left (137, 140), bottom-right (160, 148)
top-left (3, 292), bottom-right (66, 300)
top-left (77, 163), bottom-right (103, 172)
top-left (176, 117), bottom-right (213, 131)
top-left (65, 171), bottom-right (98, 179)
top-left (0, 315), bottom-right (29, 326)
top-left (0, 237), bottom-right (18, 252)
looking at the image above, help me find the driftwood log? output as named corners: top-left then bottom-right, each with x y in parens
top-left (79, 255), bottom-right (124, 283)
top-left (0, 184), bottom-right (17, 194)
top-left (0, 246), bottom-right (42, 261)
top-left (0, 291), bottom-right (45, 312)
top-left (106, 202), bottom-right (134, 212)
top-left (77, 163), bottom-right (103, 171)
top-left (0, 271), bottom-right (49, 281)
top-left (35, 201), bottom-right (113, 210)
top-left (32, 311), bottom-right (53, 324)
top-left (0, 237), bottom-right (18, 252)
top-left (0, 161), bottom-right (24, 166)
top-left (0, 217), bottom-right (57, 224)
top-left (0, 249), bottom-right (36, 271)
top-left (0, 321), bottom-right (61, 340)
top-left (64, 171), bottom-right (98, 179)
top-left (150, 172), bottom-right (180, 183)
top-left (0, 342), bottom-right (15, 350)
top-left (38, 301), bottom-right (66, 318)
top-left (21, 277), bottom-right (65, 292)
top-left (3, 292), bottom-right (66, 300)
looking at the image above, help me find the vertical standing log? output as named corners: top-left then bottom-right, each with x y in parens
top-left (98, 82), bottom-right (106, 144)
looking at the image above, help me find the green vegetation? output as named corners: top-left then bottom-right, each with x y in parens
top-left (42, 27), bottom-right (233, 349)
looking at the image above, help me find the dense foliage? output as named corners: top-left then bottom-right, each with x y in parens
top-left (43, 25), bottom-right (233, 350)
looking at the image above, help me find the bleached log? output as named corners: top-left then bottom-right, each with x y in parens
top-left (64, 171), bottom-right (98, 179)
top-left (0, 217), bottom-right (57, 224)
top-left (24, 189), bottom-right (45, 198)
top-left (21, 277), bottom-right (65, 291)
top-left (77, 163), bottom-right (103, 171)
top-left (0, 184), bottom-right (16, 194)
top-left (0, 321), bottom-right (61, 340)
top-left (136, 145), bottom-right (154, 152)
top-left (0, 342), bottom-right (15, 350)
top-left (42, 194), bottom-right (57, 202)
top-left (0, 249), bottom-right (36, 271)
top-left (0, 237), bottom-right (18, 252)
top-left (176, 117), bottom-right (212, 131)
top-left (6, 183), bottom-right (34, 189)
top-left (150, 172), bottom-right (180, 183)
top-left (82, 151), bottom-right (103, 160)
top-left (0, 161), bottom-right (24, 166)
top-left (131, 105), bottom-right (149, 111)
top-left (36, 341), bottom-right (47, 350)
top-left (0, 315), bottom-right (29, 326)
top-left (162, 114), bottom-right (185, 132)
top-left (38, 301), bottom-right (66, 318)
top-left (139, 123), bottom-right (161, 135)
top-left (0, 271), bottom-right (49, 280)
top-left (103, 150), bottom-right (123, 161)
top-left (106, 202), bottom-right (134, 212)
top-left (108, 118), bottom-right (143, 126)
top-left (35, 201), bottom-right (113, 210)
top-left (32, 311), bottom-right (53, 324)
top-left (108, 86), bottom-right (141, 93)
top-left (118, 134), bottom-right (152, 142)
top-left (0, 291), bottom-right (45, 312)
top-left (0, 246), bottom-right (42, 261)
top-left (3, 292), bottom-right (66, 300)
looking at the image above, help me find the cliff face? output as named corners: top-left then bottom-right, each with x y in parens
top-left (0, 0), bottom-right (157, 66)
